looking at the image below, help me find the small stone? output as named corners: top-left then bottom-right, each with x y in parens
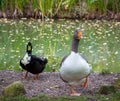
top-left (99, 85), bottom-right (116, 94)
top-left (3, 81), bottom-right (26, 97)
top-left (114, 78), bottom-right (120, 89)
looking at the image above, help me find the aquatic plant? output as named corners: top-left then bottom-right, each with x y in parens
top-left (86, 0), bottom-right (120, 14)
top-left (0, 0), bottom-right (120, 18)
top-left (0, 19), bottom-right (120, 73)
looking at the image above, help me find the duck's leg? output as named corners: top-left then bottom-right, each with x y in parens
top-left (24, 71), bottom-right (28, 79)
top-left (69, 85), bottom-right (80, 96)
top-left (36, 74), bottom-right (39, 79)
top-left (33, 74), bottom-right (39, 80)
top-left (83, 76), bottom-right (89, 88)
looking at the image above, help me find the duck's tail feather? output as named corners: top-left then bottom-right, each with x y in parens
top-left (43, 58), bottom-right (48, 65)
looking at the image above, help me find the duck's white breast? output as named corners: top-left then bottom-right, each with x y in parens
top-left (21, 53), bottom-right (31, 65)
top-left (60, 52), bottom-right (91, 82)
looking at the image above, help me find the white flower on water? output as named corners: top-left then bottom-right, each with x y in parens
top-left (103, 43), bottom-right (107, 45)
top-left (115, 51), bottom-right (118, 55)
top-left (11, 50), bottom-right (15, 52)
top-left (16, 50), bottom-right (19, 53)
top-left (11, 40), bottom-right (15, 42)
top-left (26, 38), bottom-right (30, 40)
top-left (4, 62), bottom-right (6, 64)
top-left (108, 34), bottom-right (111, 36)
top-left (106, 63), bottom-right (108, 66)
top-left (36, 50), bottom-right (43, 54)
top-left (10, 56), bottom-right (14, 58)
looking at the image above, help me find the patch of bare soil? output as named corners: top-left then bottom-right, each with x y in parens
top-left (0, 70), bottom-right (120, 98)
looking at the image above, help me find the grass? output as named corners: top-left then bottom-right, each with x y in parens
top-left (1, 91), bottom-right (120, 101)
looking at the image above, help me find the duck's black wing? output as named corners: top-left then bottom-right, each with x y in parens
top-left (26, 55), bottom-right (48, 74)
top-left (31, 55), bottom-right (48, 65)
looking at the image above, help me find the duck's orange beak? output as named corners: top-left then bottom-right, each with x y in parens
top-left (78, 32), bottom-right (83, 39)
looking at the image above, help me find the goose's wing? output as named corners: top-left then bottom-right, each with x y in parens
top-left (61, 53), bottom-right (88, 64)
top-left (61, 55), bottom-right (68, 65)
top-left (60, 55), bottom-right (69, 82)
top-left (79, 53), bottom-right (88, 63)
top-left (79, 53), bottom-right (92, 75)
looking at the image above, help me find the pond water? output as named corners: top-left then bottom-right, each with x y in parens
top-left (0, 19), bottom-right (120, 73)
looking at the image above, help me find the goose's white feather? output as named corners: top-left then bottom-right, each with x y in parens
top-left (60, 51), bottom-right (92, 85)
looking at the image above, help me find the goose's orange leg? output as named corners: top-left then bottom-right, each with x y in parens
top-left (83, 76), bottom-right (89, 88)
top-left (24, 71), bottom-right (28, 79)
top-left (69, 85), bottom-right (80, 96)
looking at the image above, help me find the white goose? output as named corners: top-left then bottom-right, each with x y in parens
top-left (60, 29), bottom-right (92, 96)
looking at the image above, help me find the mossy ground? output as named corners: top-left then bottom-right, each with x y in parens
top-left (1, 91), bottom-right (120, 101)
top-left (3, 81), bottom-right (26, 97)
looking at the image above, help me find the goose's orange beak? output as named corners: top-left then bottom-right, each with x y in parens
top-left (78, 32), bottom-right (83, 39)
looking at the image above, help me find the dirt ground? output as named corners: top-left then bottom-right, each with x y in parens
top-left (0, 70), bottom-right (120, 98)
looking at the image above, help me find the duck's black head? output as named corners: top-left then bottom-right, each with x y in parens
top-left (26, 42), bottom-right (32, 54)
top-left (73, 29), bottom-right (83, 40)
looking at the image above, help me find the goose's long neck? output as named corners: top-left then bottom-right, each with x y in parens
top-left (72, 38), bottom-right (80, 53)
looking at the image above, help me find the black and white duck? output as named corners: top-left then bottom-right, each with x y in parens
top-left (60, 29), bottom-right (92, 96)
top-left (20, 42), bottom-right (48, 80)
